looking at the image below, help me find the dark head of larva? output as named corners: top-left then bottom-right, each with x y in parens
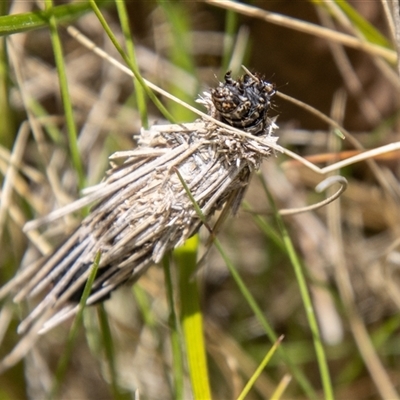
top-left (211, 71), bottom-right (276, 136)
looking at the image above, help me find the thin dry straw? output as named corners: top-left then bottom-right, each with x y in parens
top-left (0, 122), bottom-right (30, 245)
top-left (205, 0), bottom-right (396, 62)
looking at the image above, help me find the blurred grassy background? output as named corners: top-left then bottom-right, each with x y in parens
top-left (1, 1), bottom-right (400, 399)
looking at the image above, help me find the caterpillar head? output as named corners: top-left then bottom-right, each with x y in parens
top-left (211, 69), bottom-right (276, 136)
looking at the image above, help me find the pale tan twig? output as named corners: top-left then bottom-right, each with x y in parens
top-left (279, 176), bottom-right (348, 216)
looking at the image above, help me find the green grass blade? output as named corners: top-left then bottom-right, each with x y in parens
top-left (28, 100), bottom-right (63, 145)
top-left (173, 168), bottom-right (211, 398)
top-left (0, 0), bottom-right (14, 149)
top-left (157, 1), bottom-right (197, 121)
top-left (212, 237), bottom-right (317, 399)
top-left (132, 285), bottom-right (156, 328)
top-left (49, 251), bottom-right (101, 399)
top-left (45, 0), bottom-right (85, 190)
top-left (0, 3), bottom-right (94, 37)
top-left (333, 0), bottom-right (391, 48)
top-left (115, 0), bottom-right (148, 129)
top-left (88, 0), bottom-right (176, 124)
top-left (0, 38), bottom-right (14, 149)
top-left (260, 178), bottom-right (334, 400)
top-left (221, 10), bottom-right (239, 73)
top-left (279, 230), bottom-right (333, 399)
top-left (174, 235), bottom-right (212, 400)
top-left (242, 200), bottom-right (285, 251)
top-left (162, 254), bottom-right (185, 400)
top-left (175, 168), bottom-right (317, 399)
top-left (97, 304), bottom-right (125, 400)
top-left (157, 2), bottom-right (194, 73)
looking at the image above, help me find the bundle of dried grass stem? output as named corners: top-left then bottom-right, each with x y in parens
top-left (0, 69), bottom-right (278, 350)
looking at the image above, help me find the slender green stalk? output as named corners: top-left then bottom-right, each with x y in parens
top-left (28, 100), bottom-right (63, 144)
top-left (162, 254), bottom-right (185, 400)
top-left (173, 169), bottom-right (212, 398)
top-left (213, 237), bottom-right (317, 399)
top-left (115, 0), bottom-right (148, 129)
top-left (0, 31), bottom-right (14, 149)
top-left (132, 285), bottom-right (156, 328)
top-left (49, 251), bottom-right (101, 399)
top-left (97, 304), bottom-right (123, 400)
top-left (326, 0), bottom-right (390, 47)
top-left (157, 1), bottom-right (197, 121)
top-left (221, 10), bottom-right (239, 73)
top-left (88, 0), bottom-right (176, 124)
top-left (44, 0), bottom-right (85, 190)
top-left (237, 335), bottom-right (283, 400)
top-left (175, 168), bottom-right (317, 400)
top-left (157, 1), bottom-right (194, 73)
top-left (174, 235), bottom-right (211, 400)
top-left (242, 200), bottom-right (285, 251)
top-left (0, 3), bottom-right (94, 37)
top-left (260, 177), bottom-right (334, 400)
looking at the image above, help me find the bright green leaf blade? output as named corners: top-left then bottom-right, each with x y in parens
top-left (334, 0), bottom-right (391, 48)
top-left (175, 235), bottom-right (212, 400)
top-left (0, 3), bottom-right (94, 36)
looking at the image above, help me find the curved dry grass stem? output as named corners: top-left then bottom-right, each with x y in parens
top-left (204, 0), bottom-right (396, 63)
top-left (279, 176), bottom-right (348, 216)
top-left (277, 89), bottom-right (400, 204)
